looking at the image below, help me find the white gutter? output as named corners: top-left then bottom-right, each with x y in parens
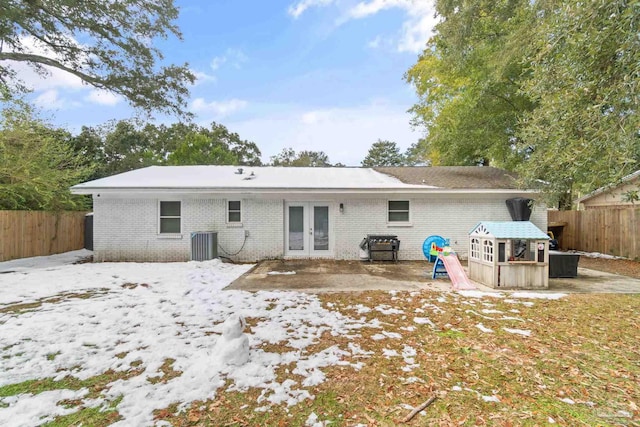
top-left (71, 186), bottom-right (538, 196)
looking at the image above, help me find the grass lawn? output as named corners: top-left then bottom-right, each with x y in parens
top-left (0, 256), bottom-right (638, 426)
top-left (160, 292), bottom-right (640, 426)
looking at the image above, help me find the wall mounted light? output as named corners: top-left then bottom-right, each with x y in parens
top-left (339, 203), bottom-right (344, 213)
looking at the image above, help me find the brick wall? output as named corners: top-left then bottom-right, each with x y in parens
top-left (94, 194), bottom-right (546, 262)
top-left (333, 196), bottom-right (547, 260)
top-left (93, 196), bottom-right (283, 262)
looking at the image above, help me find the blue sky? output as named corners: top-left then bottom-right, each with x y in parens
top-left (19, 0), bottom-right (438, 166)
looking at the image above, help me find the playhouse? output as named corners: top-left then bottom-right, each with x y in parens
top-left (468, 221), bottom-right (550, 289)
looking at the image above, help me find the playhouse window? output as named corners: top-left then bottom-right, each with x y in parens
top-left (388, 201), bottom-right (410, 222)
top-left (470, 238), bottom-right (480, 260)
top-left (482, 239), bottom-right (494, 262)
top-left (159, 201), bottom-right (181, 233)
top-left (227, 200), bottom-right (242, 223)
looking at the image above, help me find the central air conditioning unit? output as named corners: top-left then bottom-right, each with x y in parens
top-left (190, 231), bottom-right (218, 261)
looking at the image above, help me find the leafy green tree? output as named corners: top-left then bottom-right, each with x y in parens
top-left (516, 0), bottom-right (640, 204)
top-left (404, 142), bottom-right (431, 166)
top-left (69, 126), bottom-right (108, 180)
top-left (167, 132), bottom-right (238, 165)
top-left (0, 108), bottom-right (93, 210)
top-left (101, 121), bottom-right (155, 176)
top-left (270, 148), bottom-right (332, 167)
top-left (361, 140), bottom-right (406, 167)
top-left (405, 0), bottom-right (535, 168)
top-left (163, 122), bottom-right (261, 166)
top-left (405, 0), bottom-right (639, 207)
top-left (0, 0), bottom-right (194, 116)
top-left (69, 120), bottom-right (262, 177)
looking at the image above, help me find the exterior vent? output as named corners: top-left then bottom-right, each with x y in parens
top-left (190, 231), bottom-right (218, 261)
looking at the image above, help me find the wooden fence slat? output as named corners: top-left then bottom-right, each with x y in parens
top-left (548, 208), bottom-right (640, 260)
top-left (0, 211), bottom-right (87, 262)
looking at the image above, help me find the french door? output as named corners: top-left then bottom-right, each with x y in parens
top-left (285, 202), bottom-right (332, 257)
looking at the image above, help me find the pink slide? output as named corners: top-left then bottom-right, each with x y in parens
top-left (439, 253), bottom-right (476, 290)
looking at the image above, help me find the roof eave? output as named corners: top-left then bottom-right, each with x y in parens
top-left (71, 186), bottom-right (539, 195)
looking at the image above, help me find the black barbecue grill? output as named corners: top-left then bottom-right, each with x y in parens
top-left (360, 234), bottom-right (400, 262)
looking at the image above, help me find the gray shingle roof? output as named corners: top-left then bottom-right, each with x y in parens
top-left (375, 166), bottom-right (520, 189)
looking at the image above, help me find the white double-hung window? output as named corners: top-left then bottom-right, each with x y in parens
top-left (227, 200), bottom-right (242, 223)
top-left (388, 200), bottom-right (410, 223)
top-left (159, 201), bottom-right (181, 233)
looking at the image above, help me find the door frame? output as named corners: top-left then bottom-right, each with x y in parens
top-left (284, 201), bottom-right (334, 258)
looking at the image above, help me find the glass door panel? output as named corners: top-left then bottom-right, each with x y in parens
top-left (288, 205), bottom-right (305, 251)
top-left (313, 206), bottom-right (329, 251)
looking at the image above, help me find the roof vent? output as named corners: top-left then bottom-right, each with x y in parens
top-left (235, 168), bottom-right (244, 175)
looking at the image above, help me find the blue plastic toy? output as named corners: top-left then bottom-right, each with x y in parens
top-left (422, 235), bottom-right (448, 263)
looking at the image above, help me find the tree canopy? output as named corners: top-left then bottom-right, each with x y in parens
top-left (0, 108), bottom-right (93, 210)
top-left (361, 140), bottom-right (406, 167)
top-left (405, 0), bottom-right (640, 206)
top-left (269, 148), bottom-right (334, 167)
top-left (517, 0), bottom-right (640, 200)
top-left (71, 121), bottom-right (262, 178)
top-left (0, 0), bottom-right (194, 116)
top-left (405, 0), bottom-right (535, 169)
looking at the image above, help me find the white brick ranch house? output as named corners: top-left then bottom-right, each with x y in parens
top-left (71, 165), bottom-right (546, 262)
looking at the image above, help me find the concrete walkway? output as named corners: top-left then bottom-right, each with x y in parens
top-left (227, 259), bottom-right (640, 294)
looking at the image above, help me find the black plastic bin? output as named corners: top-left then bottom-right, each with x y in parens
top-left (549, 251), bottom-right (580, 278)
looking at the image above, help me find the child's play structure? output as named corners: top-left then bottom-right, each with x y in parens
top-left (423, 235), bottom-right (476, 290)
top-left (468, 221), bottom-right (550, 289)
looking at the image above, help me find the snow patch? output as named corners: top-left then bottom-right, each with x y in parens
top-left (503, 328), bottom-right (531, 337)
top-left (476, 323), bottom-right (494, 333)
top-left (0, 254), bottom-right (375, 426)
top-left (413, 317), bottom-right (436, 328)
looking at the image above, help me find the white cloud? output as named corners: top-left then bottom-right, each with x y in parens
top-left (191, 70), bottom-right (217, 85)
top-left (288, 0), bottom-right (336, 19)
top-left (191, 98), bottom-right (248, 118)
top-left (32, 89), bottom-right (82, 111)
top-left (367, 35), bottom-right (383, 49)
top-left (210, 48), bottom-right (248, 71)
top-left (85, 89), bottom-right (121, 106)
top-left (210, 56), bottom-right (226, 71)
top-left (4, 36), bottom-right (86, 92)
top-left (228, 101), bottom-right (420, 166)
top-left (347, 0), bottom-right (437, 53)
top-left (348, 0), bottom-right (406, 18)
top-left (287, 0), bottom-right (438, 53)
top-left (33, 89), bottom-right (65, 110)
top-left (300, 110), bottom-right (332, 124)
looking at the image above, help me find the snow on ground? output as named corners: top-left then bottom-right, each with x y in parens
top-left (0, 254), bottom-right (374, 426)
top-left (0, 251), bottom-right (570, 426)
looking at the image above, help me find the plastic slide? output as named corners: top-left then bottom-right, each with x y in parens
top-left (438, 253), bottom-right (476, 290)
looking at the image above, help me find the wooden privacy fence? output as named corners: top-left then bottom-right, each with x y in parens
top-left (0, 211), bottom-right (87, 262)
top-left (548, 208), bottom-right (639, 259)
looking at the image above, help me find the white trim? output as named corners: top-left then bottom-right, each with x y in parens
top-left (482, 239), bottom-right (494, 263)
top-left (387, 223), bottom-right (413, 228)
top-left (470, 237), bottom-right (481, 260)
top-left (72, 187), bottom-right (540, 196)
top-left (158, 200), bottom-right (182, 235)
top-left (284, 201), bottom-right (334, 258)
top-left (387, 200), bottom-right (411, 224)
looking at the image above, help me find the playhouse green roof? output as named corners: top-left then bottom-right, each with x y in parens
top-left (469, 221), bottom-right (550, 239)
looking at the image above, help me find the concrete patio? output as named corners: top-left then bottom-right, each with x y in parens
top-left (227, 259), bottom-right (640, 294)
